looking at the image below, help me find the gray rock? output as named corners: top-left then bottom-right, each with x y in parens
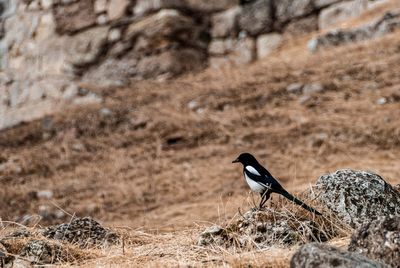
top-left (53, 0), bottom-right (97, 34)
top-left (208, 37), bottom-right (255, 65)
top-left (284, 14), bottom-right (318, 36)
top-left (274, 0), bottom-right (315, 25)
top-left (290, 243), bottom-right (388, 268)
top-left (66, 26), bottom-right (109, 70)
top-left (308, 28), bottom-right (370, 52)
top-left (315, 169), bottom-right (400, 228)
top-left (37, 190), bottom-right (53, 199)
top-left (377, 97), bottom-right (387, 105)
top-left (211, 6), bottom-right (241, 38)
top-left (133, 0), bottom-right (184, 17)
top-left (286, 83), bottom-right (303, 94)
top-left (238, 0), bottom-right (273, 36)
top-left (311, 8), bottom-right (400, 51)
top-left (348, 215), bottom-right (400, 268)
top-left (197, 225), bottom-right (228, 246)
top-left (256, 33), bottom-right (283, 59)
top-left (303, 82), bottom-right (324, 95)
top-left (230, 36), bottom-right (256, 65)
top-left (319, 0), bottom-right (368, 30)
top-left (20, 240), bottom-right (63, 264)
top-left (185, 0), bottom-right (238, 13)
top-left (107, 0), bottom-right (130, 21)
top-left (199, 208), bottom-right (335, 249)
top-left (208, 39), bottom-right (226, 55)
top-left (41, 217), bottom-right (118, 247)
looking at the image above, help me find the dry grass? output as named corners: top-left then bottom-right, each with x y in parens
top-left (1, 4), bottom-right (400, 266)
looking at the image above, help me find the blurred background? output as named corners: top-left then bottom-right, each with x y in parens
top-left (1, 0), bottom-right (399, 231)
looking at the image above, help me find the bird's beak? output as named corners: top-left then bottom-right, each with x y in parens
top-left (232, 158), bottom-right (239, 163)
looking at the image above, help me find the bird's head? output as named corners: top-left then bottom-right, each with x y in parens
top-left (232, 153), bottom-right (258, 166)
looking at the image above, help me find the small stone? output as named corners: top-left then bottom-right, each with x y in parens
top-left (72, 143), bottom-right (85, 151)
top-left (99, 107), bottom-right (113, 116)
top-left (55, 210), bottom-right (65, 219)
top-left (108, 28), bottom-right (121, 42)
top-left (286, 83), bottom-right (303, 94)
top-left (307, 38), bottom-right (319, 53)
top-left (303, 82), bottom-right (324, 95)
top-left (37, 190), bottom-right (53, 199)
top-left (377, 97), bottom-right (387, 105)
top-left (97, 14), bottom-right (108, 25)
top-left (187, 100), bottom-right (198, 110)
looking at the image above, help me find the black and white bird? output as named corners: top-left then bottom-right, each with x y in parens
top-left (232, 152), bottom-right (322, 215)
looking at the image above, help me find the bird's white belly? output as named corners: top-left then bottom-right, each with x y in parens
top-left (245, 173), bottom-right (265, 193)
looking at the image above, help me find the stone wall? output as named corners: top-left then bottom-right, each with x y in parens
top-left (0, 0), bottom-right (386, 130)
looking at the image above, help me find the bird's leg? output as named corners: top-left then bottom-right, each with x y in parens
top-left (259, 190), bottom-right (271, 209)
top-left (259, 194), bottom-right (266, 210)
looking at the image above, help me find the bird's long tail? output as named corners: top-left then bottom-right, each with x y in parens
top-left (276, 189), bottom-right (322, 216)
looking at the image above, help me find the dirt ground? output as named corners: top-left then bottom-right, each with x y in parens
top-left (1, 11), bottom-right (400, 266)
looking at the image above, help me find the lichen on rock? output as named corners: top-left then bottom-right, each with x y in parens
top-left (348, 215), bottom-right (400, 268)
top-left (314, 169), bottom-right (400, 228)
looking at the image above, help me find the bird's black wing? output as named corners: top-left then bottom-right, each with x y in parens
top-left (256, 165), bottom-right (284, 191)
top-left (244, 169), bottom-right (275, 191)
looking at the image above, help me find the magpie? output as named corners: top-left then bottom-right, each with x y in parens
top-left (232, 153), bottom-right (322, 215)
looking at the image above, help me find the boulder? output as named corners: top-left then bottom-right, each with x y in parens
top-left (309, 11), bottom-right (400, 51)
top-left (256, 33), bottom-right (283, 59)
top-left (348, 215), bottom-right (400, 268)
top-left (290, 243), bottom-right (387, 268)
top-left (318, 0), bottom-right (368, 30)
top-left (315, 169), bottom-right (400, 228)
top-left (238, 0), bottom-right (273, 36)
top-left (274, 0), bottom-right (315, 26)
top-left (20, 240), bottom-right (64, 265)
top-left (284, 14), bottom-right (318, 36)
top-left (52, 0), bottom-right (97, 34)
top-left (208, 37), bottom-right (255, 65)
top-left (66, 26), bottom-right (109, 71)
top-left (198, 207), bottom-right (340, 249)
top-left (41, 217), bottom-right (118, 247)
top-left (211, 6), bottom-right (241, 38)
